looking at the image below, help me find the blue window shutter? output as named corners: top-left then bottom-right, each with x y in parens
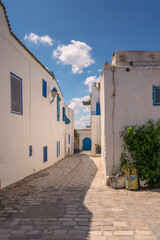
top-left (59, 141), bottom-right (60, 156)
top-left (96, 102), bottom-right (100, 115)
top-left (153, 86), bottom-right (160, 106)
top-left (57, 96), bottom-right (60, 121)
top-left (43, 146), bottom-right (47, 163)
top-left (63, 107), bottom-right (65, 121)
top-left (42, 80), bottom-right (47, 98)
top-left (57, 142), bottom-right (58, 157)
top-left (68, 134), bottom-right (70, 144)
top-left (29, 145), bottom-right (32, 157)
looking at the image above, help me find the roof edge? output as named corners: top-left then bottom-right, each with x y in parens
top-left (0, 1), bottom-right (63, 97)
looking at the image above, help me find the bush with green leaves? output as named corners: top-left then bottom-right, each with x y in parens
top-left (120, 119), bottom-right (160, 188)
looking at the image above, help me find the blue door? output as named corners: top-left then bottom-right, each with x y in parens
top-left (83, 138), bottom-right (91, 150)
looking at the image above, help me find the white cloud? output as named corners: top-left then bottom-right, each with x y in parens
top-left (53, 40), bottom-right (94, 74)
top-left (24, 33), bottom-right (53, 46)
top-left (84, 75), bottom-right (101, 92)
top-left (75, 115), bottom-right (90, 129)
top-left (98, 68), bottom-right (102, 72)
top-left (69, 95), bottom-right (90, 114)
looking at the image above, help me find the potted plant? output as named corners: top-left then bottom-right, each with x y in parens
top-left (120, 153), bottom-right (138, 190)
top-left (110, 172), bottom-right (125, 189)
top-left (95, 144), bottom-right (101, 154)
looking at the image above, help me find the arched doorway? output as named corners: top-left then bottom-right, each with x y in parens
top-left (83, 138), bottom-right (91, 150)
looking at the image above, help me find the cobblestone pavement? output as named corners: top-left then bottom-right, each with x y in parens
top-left (0, 153), bottom-right (160, 240)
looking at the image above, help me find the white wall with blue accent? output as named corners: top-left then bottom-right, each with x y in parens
top-left (0, 3), bottom-right (74, 189)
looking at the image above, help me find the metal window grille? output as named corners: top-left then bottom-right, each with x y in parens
top-left (11, 73), bottom-right (22, 114)
top-left (153, 86), bottom-right (160, 106)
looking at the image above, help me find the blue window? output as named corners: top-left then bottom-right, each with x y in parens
top-left (96, 102), bottom-right (100, 115)
top-left (153, 86), bottom-right (160, 106)
top-left (42, 79), bottom-right (47, 98)
top-left (68, 134), bottom-right (70, 144)
top-left (57, 95), bottom-right (61, 121)
top-left (29, 145), bottom-right (32, 157)
top-left (10, 72), bottom-right (23, 115)
top-left (57, 141), bottom-right (60, 157)
top-left (63, 107), bottom-right (65, 121)
top-left (43, 146), bottom-right (48, 163)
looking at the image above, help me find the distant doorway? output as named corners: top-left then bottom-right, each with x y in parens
top-left (83, 138), bottom-right (91, 150)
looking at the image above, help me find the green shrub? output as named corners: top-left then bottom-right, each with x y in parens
top-left (120, 119), bottom-right (160, 188)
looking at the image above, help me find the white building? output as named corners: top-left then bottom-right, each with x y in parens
top-left (101, 50), bottom-right (160, 184)
top-left (90, 83), bottom-right (101, 156)
top-left (77, 129), bottom-right (91, 151)
top-left (0, 2), bottom-right (74, 189)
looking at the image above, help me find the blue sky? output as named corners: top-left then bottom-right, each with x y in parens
top-left (2, 0), bottom-right (160, 128)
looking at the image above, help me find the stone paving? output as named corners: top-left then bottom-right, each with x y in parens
top-left (0, 152), bottom-right (160, 240)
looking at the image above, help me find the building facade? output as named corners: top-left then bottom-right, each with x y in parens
top-left (0, 2), bottom-right (74, 189)
top-left (101, 50), bottom-right (160, 184)
top-left (90, 83), bottom-right (101, 156)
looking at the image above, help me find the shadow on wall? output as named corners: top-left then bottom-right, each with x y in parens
top-left (0, 153), bottom-right (98, 240)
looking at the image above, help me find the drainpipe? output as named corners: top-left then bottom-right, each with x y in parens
top-left (110, 65), bottom-right (116, 175)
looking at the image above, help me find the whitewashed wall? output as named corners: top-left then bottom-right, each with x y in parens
top-left (0, 4), bottom-right (74, 189)
top-left (77, 129), bottom-right (91, 150)
top-left (91, 84), bottom-right (101, 156)
top-left (101, 61), bottom-right (160, 184)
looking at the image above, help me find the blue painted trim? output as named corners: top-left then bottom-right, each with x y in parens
top-left (43, 146), bottom-right (48, 163)
top-left (63, 107), bottom-right (65, 121)
top-left (10, 72), bottom-right (23, 115)
top-left (57, 95), bottom-right (60, 122)
top-left (153, 86), bottom-right (160, 106)
top-left (59, 141), bottom-right (60, 156)
top-left (42, 79), bottom-right (47, 98)
top-left (68, 134), bottom-right (70, 144)
top-left (29, 145), bottom-right (32, 157)
top-left (96, 102), bottom-right (100, 115)
top-left (57, 142), bottom-right (58, 157)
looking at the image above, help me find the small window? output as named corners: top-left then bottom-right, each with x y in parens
top-left (57, 141), bottom-right (60, 157)
top-left (63, 107), bottom-right (65, 121)
top-left (29, 145), bottom-right (32, 157)
top-left (43, 146), bottom-right (48, 163)
top-left (10, 73), bottom-right (23, 115)
top-left (153, 86), bottom-right (160, 106)
top-left (68, 134), bottom-right (70, 144)
top-left (57, 95), bottom-right (61, 121)
top-left (96, 102), bottom-right (100, 115)
top-left (42, 79), bottom-right (47, 98)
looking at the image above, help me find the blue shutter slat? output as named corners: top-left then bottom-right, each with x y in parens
top-left (43, 146), bottom-right (47, 162)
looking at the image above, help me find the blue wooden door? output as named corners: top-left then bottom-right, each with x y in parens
top-left (83, 138), bottom-right (91, 150)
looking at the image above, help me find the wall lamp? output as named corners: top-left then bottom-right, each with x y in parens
top-left (50, 87), bottom-right (58, 104)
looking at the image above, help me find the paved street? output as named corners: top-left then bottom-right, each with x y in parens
top-left (0, 152), bottom-right (160, 240)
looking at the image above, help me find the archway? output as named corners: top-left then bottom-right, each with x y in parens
top-left (83, 137), bottom-right (91, 150)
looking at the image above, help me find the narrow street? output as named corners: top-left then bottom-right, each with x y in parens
top-left (0, 153), bottom-right (160, 240)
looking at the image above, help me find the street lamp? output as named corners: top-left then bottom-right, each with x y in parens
top-left (50, 87), bottom-right (58, 104)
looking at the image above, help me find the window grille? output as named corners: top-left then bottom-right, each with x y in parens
top-left (11, 73), bottom-right (22, 114)
top-left (153, 86), bottom-right (160, 106)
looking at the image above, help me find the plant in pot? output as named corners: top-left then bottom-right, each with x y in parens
top-left (120, 153), bottom-right (138, 190)
top-left (95, 144), bottom-right (101, 154)
top-left (110, 171), bottom-right (125, 189)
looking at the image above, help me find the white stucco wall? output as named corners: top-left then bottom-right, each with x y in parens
top-left (0, 4), bottom-right (74, 189)
top-left (77, 129), bottom-right (91, 150)
top-left (91, 84), bottom-right (101, 156)
top-left (101, 61), bottom-right (160, 183)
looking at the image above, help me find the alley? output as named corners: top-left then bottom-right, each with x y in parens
top-left (0, 153), bottom-right (160, 240)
